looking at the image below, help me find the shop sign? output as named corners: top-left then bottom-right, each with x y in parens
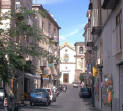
top-left (92, 67), bottom-right (98, 77)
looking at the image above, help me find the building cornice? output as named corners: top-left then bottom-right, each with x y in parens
top-left (61, 62), bottom-right (75, 64)
top-left (74, 55), bottom-right (85, 58)
top-left (32, 4), bottom-right (61, 29)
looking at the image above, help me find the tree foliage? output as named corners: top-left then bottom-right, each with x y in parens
top-left (0, 8), bottom-right (58, 83)
top-left (79, 73), bottom-right (85, 82)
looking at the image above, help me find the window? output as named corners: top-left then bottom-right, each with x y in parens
top-left (42, 19), bottom-right (44, 31)
top-left (79, 47), bottom-right (83, 54)
top-left (16, 1), bottom-right (21, 9)
top-left (25, 36), bottom-right (29, 48)
top-left (116, 10), bottom-right (122, 50)
top-left (48, 22), bottom-right (51, 36)
top-left (54, 28), bottom-right (56, 36)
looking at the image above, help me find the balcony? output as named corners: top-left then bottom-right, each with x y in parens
top-left (42, 69), bottom-right (49, 74)
top-left (101, 0), bottom-right (120, 9)
top-left (87, 10), bottom-right (91, 20)
top-left (40, 60), bottom-right (47, 67)
top-left (89, 2), bottom-right (92, 10)
top-left (87, 47), bottom-right (93, 54)
top-left (91, 9), bottom-right (102, 35)
top-left (86, 28), bottom-right (94, 47)
top-left (1, 0), bottom-right (11, 8)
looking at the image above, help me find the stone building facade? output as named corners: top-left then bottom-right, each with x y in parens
top-left (32, 5), bottom-right (60, 89)
top-left (84, 0), bottom-right (123, 111)
top-left (0, 1), bottom-right (60, 102)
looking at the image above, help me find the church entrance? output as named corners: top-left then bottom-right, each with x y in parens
top-left (63, 73), bottom-right (69, 83)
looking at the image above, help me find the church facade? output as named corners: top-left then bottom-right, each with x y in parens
top-left (60, 43), bottom-right (76, 84)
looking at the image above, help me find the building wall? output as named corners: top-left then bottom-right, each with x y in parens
top-left (101, 1), bottom-right (123, 111)
top-left (60, 63), bottom-right (75, 84)
top-left (60, 46), bottom-right (75, 63)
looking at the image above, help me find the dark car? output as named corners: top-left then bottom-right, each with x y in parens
top-left (0, 87), bottom-right (18, 111)
top-left (30, 88), bottom-right (50, 106)
top-left (79, 88), bottom-right (91, 98)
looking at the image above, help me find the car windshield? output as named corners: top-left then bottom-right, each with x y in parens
top-left (47, 89), bottom-right (50, 92)
top-left (31, 89), bottom-right (47, 93)
top-left (81, 88), bottom-right (88, 92)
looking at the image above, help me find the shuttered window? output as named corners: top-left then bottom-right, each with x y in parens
top-left (116, 10), bottom-right (122, 50)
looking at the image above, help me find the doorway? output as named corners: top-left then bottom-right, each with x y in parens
top-left (119, 65), bottom-right (123, 111)
top-left (63, 73), bottom-right (69, 83)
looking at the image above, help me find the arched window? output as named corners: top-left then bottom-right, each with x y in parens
top-left (79, 47), bottom-right (83, 54)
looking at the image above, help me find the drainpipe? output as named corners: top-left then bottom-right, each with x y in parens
top-left (92, 74), bottom-right (95, 107)
top-left (99, 65), bottom-right (103, 110)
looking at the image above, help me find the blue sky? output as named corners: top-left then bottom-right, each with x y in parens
top-left (33, 0), bottom-right (89, 46)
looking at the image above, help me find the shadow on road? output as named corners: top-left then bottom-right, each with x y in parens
top-left (80, 98), bottom-right (98, 111)
top-left (19, 103), bottom-right (63, 111)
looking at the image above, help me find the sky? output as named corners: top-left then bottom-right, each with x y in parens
top-left (33, 0), bottom-right (89, 46)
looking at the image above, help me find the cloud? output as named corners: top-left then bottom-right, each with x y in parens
top-left (60, 29), bottom-right (80, 39)
top-left (65, 29), bottom-right (80, 37)
top-left (59, 29), bottom-right (80, 43)
top-left (60, 36), bottom-right (66, 41)
top-left (33, 0), bottom-right (65, 5)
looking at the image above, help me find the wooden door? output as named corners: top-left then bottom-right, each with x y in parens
top-left (63, 73), bottom-right (69, 83)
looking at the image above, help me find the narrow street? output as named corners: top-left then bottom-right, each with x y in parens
top-left (20, 86), bottom-right (97, 111)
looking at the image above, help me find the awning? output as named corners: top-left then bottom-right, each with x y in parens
top-left (41, 74), bottom-right (50, 80)
top-left (25, 73), bottom-right (41, 79)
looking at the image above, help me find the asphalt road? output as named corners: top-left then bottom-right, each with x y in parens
top-left (20, 85), bottom-right (97, 111)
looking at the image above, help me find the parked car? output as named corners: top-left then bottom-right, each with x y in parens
top-left (0, 87), bottom-right (18, 111)
top-left (73, 82), bottom-right (79, 88)
top-left (30, 88), bottom-right (50, 106)
top-left (79, 88), bottom-right (91, 98)
top-left (46, 88), bottom-right (56, 102)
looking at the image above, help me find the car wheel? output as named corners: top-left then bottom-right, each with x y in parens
top-left (14, 106), bottom-right (18, 111)
top-left (53, 98), bottom-right (56, 102)
top-left (30, 102), bottom-right (34, 106)
top-left (45, 101), bottom-right (49, 106)
top-left (4, 107), bottom-right (9, 111)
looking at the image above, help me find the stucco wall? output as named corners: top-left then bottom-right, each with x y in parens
top-left (60, 64), bottom-right (76, 84)
top-left (101, 1), bottom-right (123, 111)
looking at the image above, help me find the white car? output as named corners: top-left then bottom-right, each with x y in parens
top-left (73, 82), bottom-right (79, 88)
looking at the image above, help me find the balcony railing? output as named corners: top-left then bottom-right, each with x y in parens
top-left (101, 0), bottom-right (120, 9)
top-left (40, 60), bottom-right (47, 67)
top-left (1, 0), bottom-right (11, 8)
top-left (86, 28), bottom-right (94, 47)
top-left (42, 69), bottom-right (49, 74)
top-left (91, 9), bottom-right (102, 35)
top-left (91, 9), bottom-right (101, 27)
